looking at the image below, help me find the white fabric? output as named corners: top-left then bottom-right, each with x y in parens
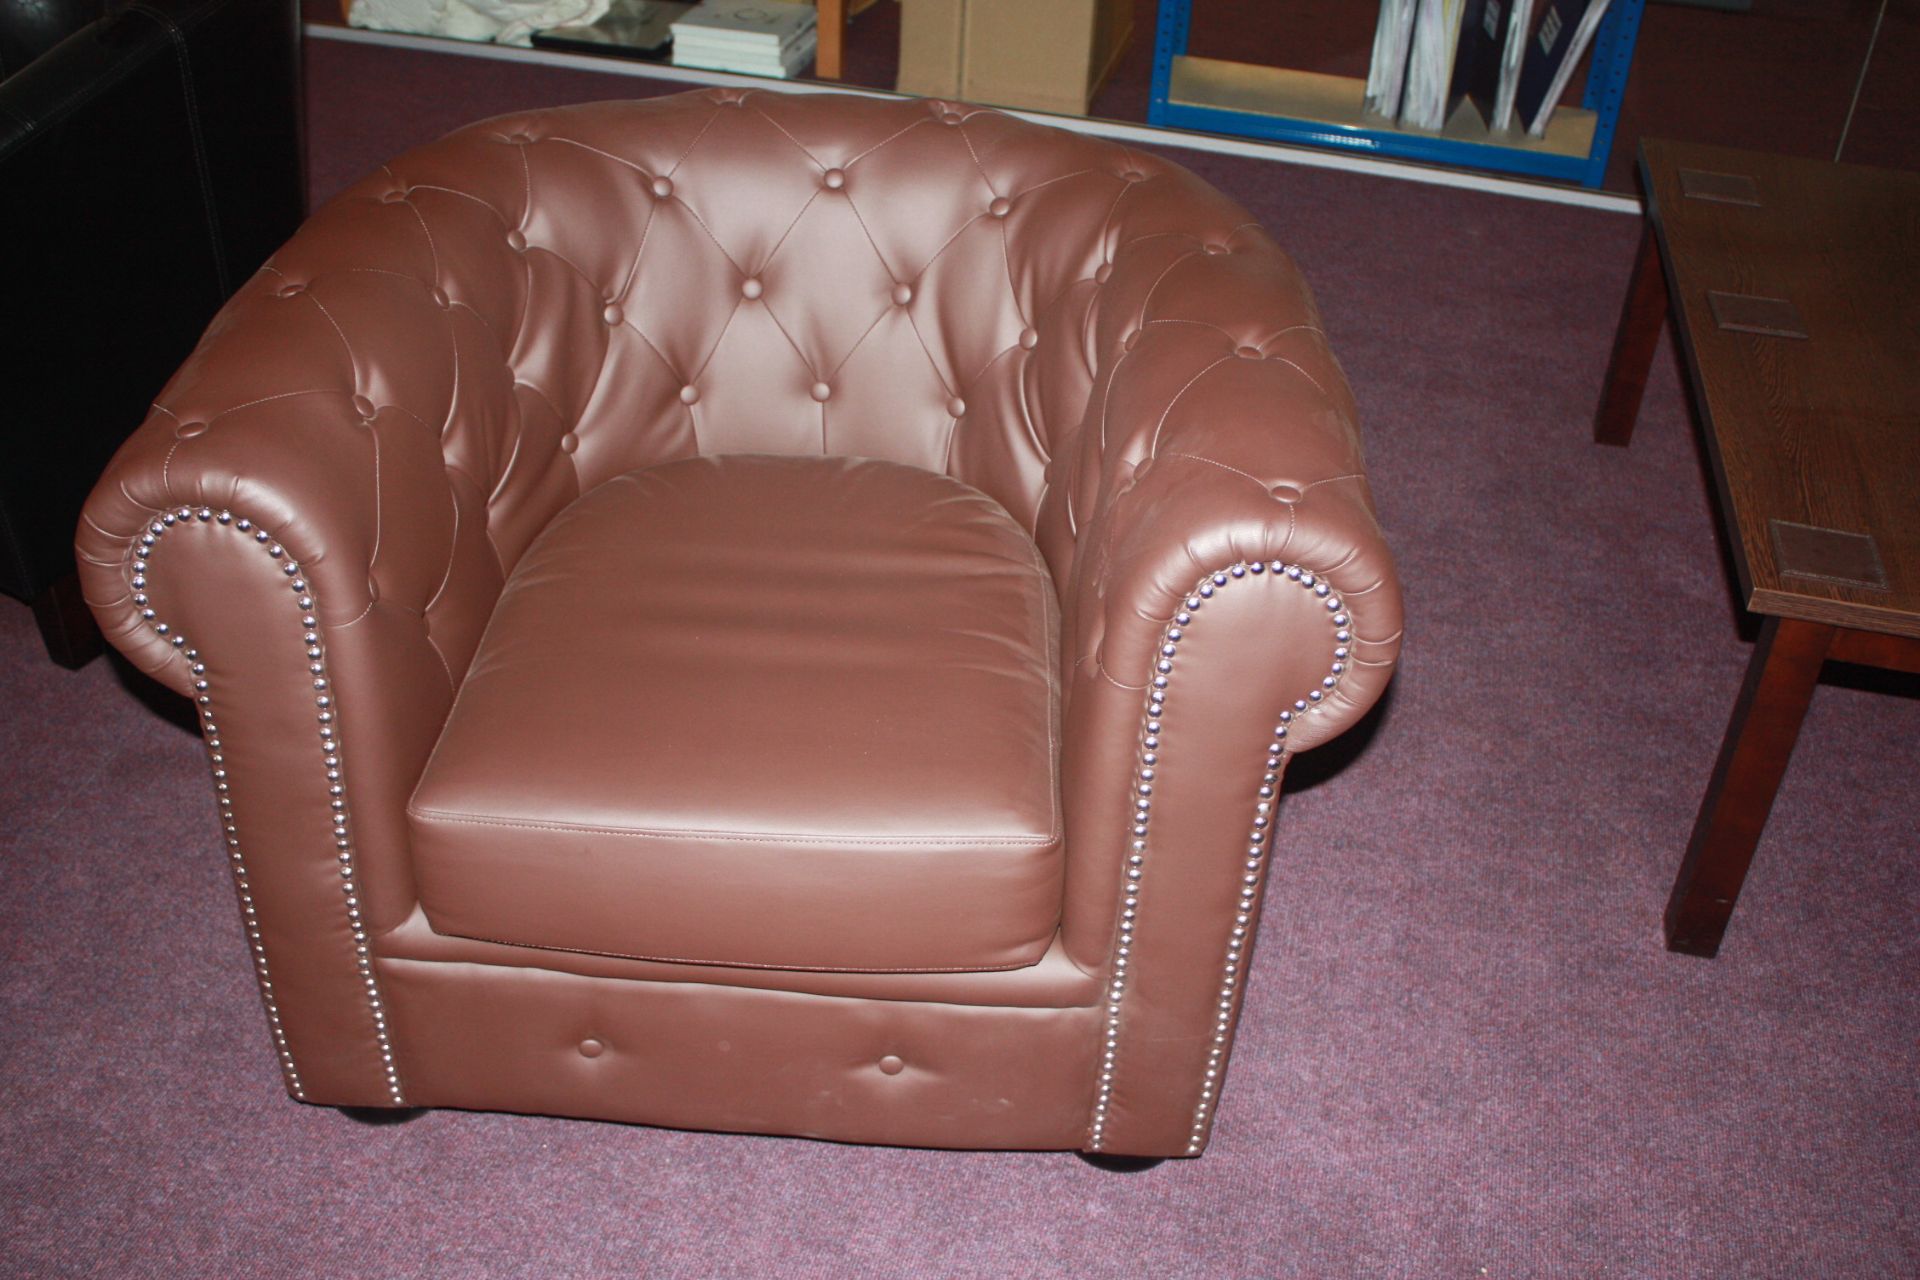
top-left (347, 0), bottom-right (612, 46)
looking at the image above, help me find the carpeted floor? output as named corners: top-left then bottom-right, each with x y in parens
top-left (2, 36), bottom-right (1915, 1280)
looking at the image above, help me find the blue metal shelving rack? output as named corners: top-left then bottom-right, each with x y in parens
top-left (1148, 0), bottom-right (1646, 188)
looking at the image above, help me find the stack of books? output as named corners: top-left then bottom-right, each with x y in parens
top-left (1364, 0), bottom-right (1612, 138)
top-left (670, 1), bottom-right (817, 79)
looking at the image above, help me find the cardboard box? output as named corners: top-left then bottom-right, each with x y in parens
top-left (897, 0), bottom-right (1133, 117)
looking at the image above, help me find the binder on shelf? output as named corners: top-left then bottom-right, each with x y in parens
top-left (1448, 0), bottom-right (1525, 128)
top-left (1514, 0), bottom-right (1613, 137)
top-left (1363, 0), bottom-right (1419, 120)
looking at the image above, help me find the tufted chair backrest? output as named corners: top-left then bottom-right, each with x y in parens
top-left (262, 90), bottom-right (1267, 568)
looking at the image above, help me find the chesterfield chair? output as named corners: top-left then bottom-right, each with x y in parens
top-left (78, 89), bottom-right (1401, 1159)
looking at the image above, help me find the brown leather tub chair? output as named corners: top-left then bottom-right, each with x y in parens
top-left (78, 90), bottom-right (1401, 1159)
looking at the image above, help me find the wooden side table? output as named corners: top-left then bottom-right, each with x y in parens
top-left (1595, 139), bottom-right (1920, 958)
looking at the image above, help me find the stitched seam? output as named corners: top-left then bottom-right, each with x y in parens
top-left (442, 928), bottom-right (1034, 975)
top-left (409, 809), bottom-right (1060, 846)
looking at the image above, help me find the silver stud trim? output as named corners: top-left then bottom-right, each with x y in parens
top-left (129, 509), bottom-right (404, 1105)
top-left (1088, 560), bottom-right (1348, 1154)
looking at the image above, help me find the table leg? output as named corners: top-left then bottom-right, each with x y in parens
top-left (815, 0), bottom-right (847, 79)
top-left (1665, 616), bottom-right (1834, 957)
top-left (1594, 222), bottom-right (1669, 447)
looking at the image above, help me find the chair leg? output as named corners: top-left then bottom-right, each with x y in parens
top-left (31, 572), bottom-right (105, 669)
top-left (1077, 1152), bottom-right (1166, 1173)
top-left (338, 1106), bottom-right (427, 1126)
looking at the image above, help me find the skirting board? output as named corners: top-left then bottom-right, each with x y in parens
top-left (306, 23), bottom-right (1642, 215)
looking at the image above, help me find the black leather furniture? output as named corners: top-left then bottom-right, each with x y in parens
top-left (0, 0), bottom-right (303, 665)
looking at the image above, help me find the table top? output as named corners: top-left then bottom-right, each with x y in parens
top-left (1640, 138), bottom-right (1920, 638)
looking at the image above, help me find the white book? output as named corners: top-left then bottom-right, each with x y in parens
top-left (1488, 0), bottom-right (1532, 131)
top-left (1401, 0), bottom-right (1467, 132)
top-left (673, 29), bottom-right (814, 77)
top-left (670, 1), bottom-right (814, 48)
top-left (673, 26), bottom-right (812, 57)
top-left (1363, 0), bottom-right (1419, 120)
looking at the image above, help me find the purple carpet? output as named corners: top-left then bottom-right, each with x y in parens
top-left (3, 37), bottom-right (1915, 1279)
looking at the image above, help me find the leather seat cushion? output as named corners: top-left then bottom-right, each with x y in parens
top-left (408, 454), bottom-right (1064, 973)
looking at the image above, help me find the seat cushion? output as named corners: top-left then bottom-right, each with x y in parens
top-left (408, 454), bottom-right (1064, 973)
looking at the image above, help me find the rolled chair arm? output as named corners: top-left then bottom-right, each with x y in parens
top-left (75, 261), bottom-right (510, 1105)
top-left (1050, 215), bottom-right (1403, 1155)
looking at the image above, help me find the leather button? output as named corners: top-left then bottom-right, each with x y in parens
top-left (559, 432), bottom-right (579, 454)
top-left (382, 189), bottom-right (407, 204)
top-left (651, 176), bottom-right (673, 199)
top-left (366, 577), bottom-right (381, 603)
top-left (1095, 263), bottom-right (1113, 284)
top-left (1270, 483), bottom-right (1304, 503)
top-left (810, 382), bottom-right (832, 402)
top-left (351, 395), bottom-right (376, 419)
top-left (1019, 327), bottom-right (1038, 350)
top-left (1123, 330), bottom-right (1141, 352)
top-left (1236, 345), bottom-right (1263, 359)
top-left (878, 1055), bottom-right (904, 1076)
top-left (741, 277), bottom-right (764, 300)
top-left (430, 287), bottom-right (450, 309)
top-left (578, 1038), bottom-right (605, 1058)
top-left (276, 284), bottom-right (305, 299)
top-left (822, 168), bottom-right (846, 190)
top-left (988, 196), bottom-right (1011, 218)
top-left (1121, 170), bottom-right (1145, 182)
top-left (892, 283), bottom-right (913, 306)
top-left (679, 385), bottom-right (700, 405)
top-left (506, 229), bottom-right (527, 252)
top-left (1205, 243), bottom-right (1228, 255)
top-left (174, 421), bottom-right (208, 440)
top-left (942, 111), bottom-right (964, 125)
top-left (947, 397), bottom-right (966, 418)
top-left (603, 304), bottom-right (623, 326)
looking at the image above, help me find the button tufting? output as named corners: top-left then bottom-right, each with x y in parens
top-left (559, 432), bottom-right (579, 455)
top-left (947, 397), bottom-right (967, 418)
top-left (276, 284), bottom-right (305, 299)
top-left (174, 421), bottom-right (208, 440)
top-left (366, 577), bottom-right (380, 604)
top-left (651, 175), bottom-right (673, 199)
top-left (1122, 170), bottom-right (1145, 182)
top-left (506, 229), bottom-right (527, 252)
top-left (988, 196), bottom-right (1011, 218)
top-left (351, 395), bottom-right (375, 419)
top-left (1095, 263), bottom-right (1113, 283)
top-left (578, 1038), bottom-right (605, 1058)
top-left (892, 283), bottom-right (913, 306)
top-left (430, 287), bottom-right (450, 309)
top-left (810, 382), bottom-right (832, 402)
top-left (1204, 243), bottom-right (1228, 255)
top-left (1236, 345), bottom-right (1263, 359)
top-left (1123, 331), bottom-right (1141, 352)
top-left (679, 385), bottom-right (700, 405)
top-left (603, 303), bottom-right (623, 326)
top-left (381, 189), bottom-right (407, 204)
top-left (822, 168), bottom-right (846, 190)
top-left (1019, 327), bottom-right (1038, 350)
top-left (1270, 483), bottom-right (1304, 503)
top-left (741, 277), bottom-right (764, 300)
top-left (942, 111), bottom-right (964, 125)
top-left (878, 1055), bottom-right (905, 1076)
